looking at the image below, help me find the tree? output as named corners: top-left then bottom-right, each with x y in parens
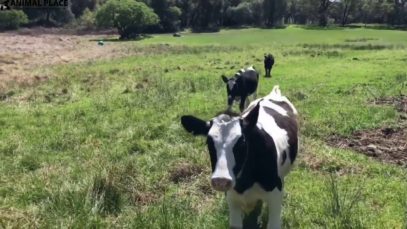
top-left (341, 0), bottom-right (351, 25)
top-left (175, 0), bottom-right (192, 28)
top-left (360, 0), bottom-right (393, 24)
top-left (251, 0), bottom-right (264, 26)
top-left (96, 0), bottom-right (159, 39)
top-left (71, 0), bottom-right (97, 17)
top-left (223, 0), bottom-right (265, 26)
top-left (263, 0), bottom-right (287, 27)
top-left (318, 0), bottom-right (331, 26)
top-left (74, 8), bottom-right (97, 30)
top-left (22, 1), bottom-right (74, 26)
top-left (164, 6), bottom-right (182, 31)
top-left (286, 0), bottom-right (317, 24)
top-left (148, 0), bottom-right (181, 32)
top-left (190, 0), bottom-right (224, 32)
top-left (225, 2), bottom-right (254, 26)
top-left (391, 0), bottom-right (407, 25)
top-left (331, 0), bottom-right (359, 26)
top-left (286, 0), bottom-right (297, 23)
top-left (0, 10), bottom-right (28, 30)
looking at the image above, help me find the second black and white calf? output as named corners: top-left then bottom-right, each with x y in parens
top-left (181, 86), bottom-right (298, 229)
top-left (222, 66), bottom-right (259, 112)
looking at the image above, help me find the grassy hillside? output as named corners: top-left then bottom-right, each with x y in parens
top-left (1, 27), bottom-right (406, 228)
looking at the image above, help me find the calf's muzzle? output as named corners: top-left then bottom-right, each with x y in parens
top-left (211, 177), bottom-right (232, 192)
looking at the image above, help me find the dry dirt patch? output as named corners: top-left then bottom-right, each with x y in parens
top-left (329, 96), bottom-right (407, 167)
top-left (169, 162), bottom-right (204, 184)
top-left (0, 28), bottom-right (132, 93)
top-left (329, 125), bottom-right (407, 167)
top-left (373, 95), bottom-right (407, 114)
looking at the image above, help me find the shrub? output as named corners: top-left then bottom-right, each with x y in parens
top-left (226, 2), bottom-right (254, 26)
top-left (71, 0), bottom-right (97, 17)
top-left (162, 6), bottom-right (181, 32)
top-left (95, 0), bottom-right (159, 39)
top-left (0, 10), bottom-right (28, 30)
top-left (145, 0), bottom-right (181, 33)
top-left (19, 154), bottom-right (41, 171)
top-left (72, 8), bottom-right (96, 30)
top-left (89, 174), bottom-right (122, 216)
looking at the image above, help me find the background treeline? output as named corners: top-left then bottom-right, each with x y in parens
top-left (1, 0), bottom-right (407, 36)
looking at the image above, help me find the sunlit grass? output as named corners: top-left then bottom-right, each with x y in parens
top-left (0, 27), bottom-right (406, 228)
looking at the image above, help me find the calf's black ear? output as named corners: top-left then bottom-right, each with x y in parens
top-left (221, 75), bottom-right (228, 83)
top-left (241, 103), bottom-right (260, 132)
top-left (181, 115), bottom-right (211, 136)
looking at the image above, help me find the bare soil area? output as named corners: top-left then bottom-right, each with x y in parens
top-left (329, 96), bottom-right (407, 167)
top-left (374, 95), bottom-right (407, 113)
top-left (169, 162), bottom-right (204, 184)
top-left (0, 28), bottom-right (130, 93)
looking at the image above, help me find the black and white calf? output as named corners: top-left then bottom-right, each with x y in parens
top-left (181, 86), bottom-right (298, 229)
top-left (222, 66), bottom-right (259, 112)
top-left (264, 54), bottom-right (275, 78)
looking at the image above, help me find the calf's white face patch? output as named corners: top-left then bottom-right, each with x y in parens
top-left (208, 115), bottom-right (242, 186)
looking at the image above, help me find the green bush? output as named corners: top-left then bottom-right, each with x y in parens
top-left (0, 10), bottom-right (28, 30)
top-left (71, 8), bottom-right (96, 30)
top-left (226, 2), bottom-right (254, 26)
top-left (163, 6), bottom-right (181, 32)
top-left (95, 0), bottom-right (159, 39)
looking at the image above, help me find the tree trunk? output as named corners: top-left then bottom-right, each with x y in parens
top-left (319, 14), bottom-right (327, 27)
top-left (46, 10), bottom-right (50, 24)
top-left (318, 0), bottom-right (330, 27)
top-left (341, 3), bottom-right (349, 26)
top-left (394, 0), bottom-right (407, 25)
top-left (264, 0), bottom-right (276, 28)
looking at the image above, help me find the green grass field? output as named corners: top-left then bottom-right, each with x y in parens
top-left (1, 26), bottom-right (406, 228)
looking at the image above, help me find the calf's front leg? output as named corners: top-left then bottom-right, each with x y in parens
top-left (227, 95), bottom-right (234, 111)
top-left (227, 194), bottom-right (243, 229)
top-left (266, 188), bottom-right (283, 229)
top-left (239, 95), bottom-right (247, 112)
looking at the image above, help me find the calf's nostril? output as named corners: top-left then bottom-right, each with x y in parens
top-left (211, 178), bottom-right (232, 191)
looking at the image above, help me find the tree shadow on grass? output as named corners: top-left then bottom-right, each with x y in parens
top-left (298, 25), bottom-right (348, 30)
top-left (296, 24), bottom-right (407, 31)
top-left (346, 24), bottom-right (407, 31)
top-left (88, 34), bottom-right (153, 42)
top-left (259, 25), bottom-right (288, 30)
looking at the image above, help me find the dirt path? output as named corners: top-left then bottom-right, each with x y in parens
top-left (0, 28), bottom-right (129, 93)
top-left (328, 96), bottom-right (407, 167)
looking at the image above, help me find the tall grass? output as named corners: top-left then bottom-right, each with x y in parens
top-left (0, 27), bottom-right (406, 228)
top-left (324, 173), bottom-right (365, 228)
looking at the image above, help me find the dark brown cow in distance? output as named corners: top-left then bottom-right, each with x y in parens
top-left (264, 54), bottom-right (275, 78)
